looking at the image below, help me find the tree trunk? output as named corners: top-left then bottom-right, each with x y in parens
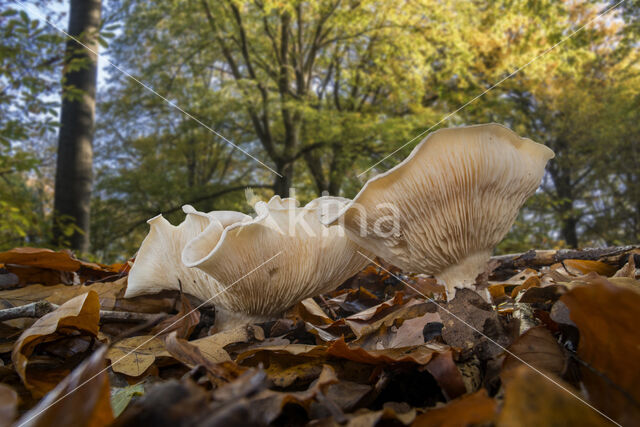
top-left (52, 0), bottom-right (102, 253)
top-left (273, 161), bottom-right (293, 197)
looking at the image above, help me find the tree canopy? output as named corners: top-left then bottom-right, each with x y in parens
top-left (1, 0), bottom-right (639, 260)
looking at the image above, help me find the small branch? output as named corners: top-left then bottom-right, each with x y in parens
top-left (491, 246), bottom-right (640, 270)
top-left (0, 301), bottom-right (167, 323)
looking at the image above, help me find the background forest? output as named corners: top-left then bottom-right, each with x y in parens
top-left (1, 0), bottom-right (639, 263)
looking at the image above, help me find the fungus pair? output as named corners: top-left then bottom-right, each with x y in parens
top-left (125, 124), bottom-right (554, 328)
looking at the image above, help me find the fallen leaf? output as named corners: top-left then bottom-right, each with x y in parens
top-left (16, 346), bottom-right (113, 427)
top-left (110, 383), bottom-right (144, 418)
top-left (497, 365), bottom-right (610, 426)
top-left (413, 389), bottom-right (497, 427)
top-left (423, 351), bottom-right (466, 400)
top-left (561, 276), bottom-right (640, 425)
top-left (438, 289), bottom-right (512, 360)
top-left (287, 298), bottom-right (333, 326)
top-left (164, 332), bottom-right (244, 383)
top-left (106, 336), bottom-right (166, 377)
top-left (0, 248), bottom-right (81, 271)
top-left (0, 383), bottom-right (18, 426)
top-left (613, 254), bottom-right (636, 278)
top-left (12, 291), bottom-right (100, 397)
top-left (110, 379), bottom-right (208, 426)
top-left (563, 259), bottom-right (617, 277)
top-left (502, 326), bottom-right (566, 376)
top-left (150, 293), bottom-right (200, 339)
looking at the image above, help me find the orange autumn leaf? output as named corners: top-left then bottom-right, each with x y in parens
top-left (0, 247), bottom-right (81, 271)
top-left (413, 389), bottom-right (497, 427)
top-left (16, 346), bottom-right (113, 427)
top-left (563, 259), bottom-right (617, 277)
top-left (11, 291), bottom-right (100, 397)
top-left (561, 277), bottom-right (640, 425)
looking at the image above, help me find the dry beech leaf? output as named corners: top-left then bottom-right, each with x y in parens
top-left (11, 291), bottom-right (100, 397)
top-left (562, 259), bottom-right (617, 277)
top-left (389, 311), bottom-right (441, 348)
top-left (561, 276), bottom-right (640, 425)
top-left (498, 365), bottom-right (609, 426)
top-left (106, 336), bottom-right (167, 377)
top-left (502, 326), bottom-right (566, 377)
top-left (164, 332), bottom-right (243, 383)
top-left (203, 365), bottom-right (340, 426)
top-left (287, 298), bottom-right (333, 326)
top-left (343, 406), bottom-right (416, 426)
top-left (16, 346), bottom-right (113, 427)
top-left (0, 383), bottom-right (18, 426)
top-left (0, 281), bottom-right (124, 310)
top-left (237, 337), bottom-right (452, 369)
top-left (413, 389), bottom-right (497, 427)
top-left (613, 254), bottom-right (636, 278)
top-left (349, 300), bottom-right (435, 342)
top-left (150, 293), bottom-right (200, 339)
top-left (0, 248), bottom-right (82, 271)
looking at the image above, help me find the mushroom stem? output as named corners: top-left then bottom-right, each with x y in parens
top-left (436, 250), bottom-right (492, 300)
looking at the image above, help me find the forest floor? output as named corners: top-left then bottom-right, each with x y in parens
top-left (0, 246), bottom-right (638, 426)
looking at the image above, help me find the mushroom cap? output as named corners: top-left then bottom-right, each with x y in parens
top-left (181, 196), bottom-right (371, 319)
top-left (322, 124), bottom-right (554, 298)
top-left (124, 205), bottom-right (251, 299)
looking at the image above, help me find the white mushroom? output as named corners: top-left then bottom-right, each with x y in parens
top-left (124, 205), bottom-right (251, 300)
top-left (181, 196), bottom-right (371, 330)
top-left (321, 124), bottom-right (555, 299)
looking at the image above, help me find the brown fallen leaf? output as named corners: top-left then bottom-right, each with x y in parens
top-left (12, 291), bottom-right (100, 397)
top-left (613, 254), bottom-right (637, 278)
top-left (423, 351), bottom-right (466, 400)
top-left (0, 248), bottom-right (81, 271)
top-left (16, 346), bottom-right (113, 427)
top-left (0, 383), bottom-right (18, 426)
top-left (342, 405), bottom-right (416, 426)
top-left (204, 365), bottom-right (340, 425)
top-left (111, 379), bottom-right (209, 426)
top-left (438, 289), bottom-right (512, 360)
top-left (497, 365), bottom-right (610, 426)
top-left (561, 276), bottom-right (640, 425)
top-left (164, 332), bottom-right (244, 383)
top-left (413, 389), bottom-right (497, 427)
top-left (562, 259), bottom-right (617, 277)
top-left (106, 336), bottom-right (167, 377)
top-left (287, 298), bottom-right (334, 326)
top-left (502, 326), bottom-right (566, 377)
top-left (349, 300), bottom-right (435, 344)
top-left (150, 293), bottom-right (200, 339)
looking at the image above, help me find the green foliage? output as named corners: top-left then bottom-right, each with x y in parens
top-left (2, 0), bottom-right (639, 260)
top-left (0, 1), bottom-right (63, 250)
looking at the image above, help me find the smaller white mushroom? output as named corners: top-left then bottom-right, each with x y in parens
top-left (322, 124), bottom-right (555, 299)
top-left (182, 196), bottom-right (372, 330)
top-left (124, 206), bottom-right (251, 301)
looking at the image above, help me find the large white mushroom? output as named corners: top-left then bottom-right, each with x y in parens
top-left (181, 196), bottom-right (372, 330)
top-left (321, 123), bottom-right (555, 299)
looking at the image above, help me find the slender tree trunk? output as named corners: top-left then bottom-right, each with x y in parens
top-left (53, 0), bottom-right (102, 253)
top-left (273, 162), bottom-right (293, 197)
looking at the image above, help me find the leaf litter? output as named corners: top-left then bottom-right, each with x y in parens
top-left (0, 247), bottom-right (638, 426)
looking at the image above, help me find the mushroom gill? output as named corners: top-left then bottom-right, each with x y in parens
top-left (321, 123), bottom-right (555, 299)
top-left (181, 196), bottom-right (372, 330)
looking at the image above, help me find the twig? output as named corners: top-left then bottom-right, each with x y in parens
top-left (491, 246), bottom-right (639, 270)
top-left (0, 300), bottom-right (168, 323)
